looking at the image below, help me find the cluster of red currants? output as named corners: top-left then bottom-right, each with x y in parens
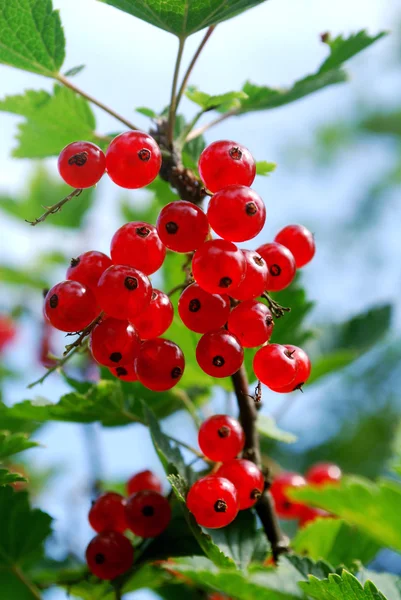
top-left (270, 462), bottom-right (342, 527)
top-left (0, 314), bottom-right (16, 353)
top-left (86, 469), bottom-right (170, 580)
top-left (47, 136), bottom-right (314, 392)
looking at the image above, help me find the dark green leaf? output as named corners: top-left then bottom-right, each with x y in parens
top-left (361, 111), bottom-right (401, 138)
top-left (143, 404), bottom-right (187, 478)
top-left (299, 569), bottom-right (388, 600)
top-left (0, 431), bottom-right (38, 460)
top-left (287, 555), bottom-right (336, 580)
top-left (64, 64), bottom-right (86, 77)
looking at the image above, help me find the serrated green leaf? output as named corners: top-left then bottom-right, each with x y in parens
top-left (98, 0), bottom-right (268, 38)
top-left (0, 469), bottom-right (26, 486)
top-left (299, 569), bottom-right (388, 600)
top-left (287, 555), bottom-right (336, 580)
top-left (186, 86), bottom-right (248, 110)
top-left (257, 416), bottom-right (297, 443)
top-left (0, 431), bottom-right (38, 460)
top-left (358, 570), bottom-right (401, 600)
top-left (0, 0), bottom-right (65, 77)
top-left (319, 31), bottom-right (388, 74)
top-left (143, 404), bottom-right (187, 478)
top-left (256, 161), bottom-right (277, 176)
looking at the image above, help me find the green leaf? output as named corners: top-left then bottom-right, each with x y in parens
top-left (0, 431), bottom-right (38, 460)
top-left (292, 518), bottom-right (380, 568)
top-left (287, 555), bottom-right (336, 580)
top-left (186, 86), bottom-right (248, 110)
top-left (0, 0), bottom-right (65, 77)
top-left (0, 469), bottom-right (26, 486)
top-left (143, 404), bottom-right (187, 478)
top-left (257, 415), bottom-right (297, 444)
top-left (136, 107), bottom-right (158, 118)
top-left (319, 31), bottom-right (388, 74)
top-left (64, 64), bottom-right (85, 77)
top-left (299, 569), bottom-right (388, 600)
top-left (256, 161), bottom-right (277, 176)
top-left (0, 264), bottom-right (48, 289)
top-left (361, 111), bottom-right (401, 138)
top-left (98, 0), bottom-right (268, 38)
top-left (358, 570), bottom-right (401, 600)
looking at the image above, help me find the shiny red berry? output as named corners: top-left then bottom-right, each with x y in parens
top-left (196, 330), bottom-right (244, 378)
top-left (109, 364), bottom-right (138, 382)
top-left (66, 251), bottom-right (112, 296)
top-left (299, 506), bottom-right (331, 527)
top-left (58, 141), bottom-right (106, 189)
top-left (89, 492), bottom-right (127, 533)
top-left (178, 283), bottom-right (230, 334)
top-left (269, 344), bottom-right (311, 392)
top-left (86, 530), bottom-right (133, 580)
top-left (125, 490), bottom-right (171, 538)
top-left (229, 250), bottom-right (268, 301)
top-left (0, 315), bottom-right (16, 352)
top-left (192, 239), bottom-right (246, 295)
top-left (187, 476), bottom-right (239, 528)
top-left (135, 338), bottom-right (185, 391)
top-left (207, 186), bottom-right (265, 242)
top-left (305, 462), bottom-right (342, 486)
top-left (97, 265), bottom-right (152, 320)
top-left (275, 224), bottom-right (315, 268)
top-left (106, 131), bottom-right (162, 189)
top-left (110, 222), bottom-right (166, 275)
top-left (257, 242), bottom-right (296, 292)
top-left (130, 290), bottom-right (173, 340)
top-left (90, 318), bottom-right (140, 367)
top-left (198, 415), bottom-right (245, 462)
top-left (198, 140), bottom-right (256, 193)
top-left (270, 472), bottom-right (307, 518)
top-left (156, 201), bottom-right (209, 253)
top-left (253, 343), bottom-right (298, 390)
top-left (217, 459), bottom-right (264, 510)
top-left (44, 281), bottom-right (97, 332)
top-left (228, 301), bottom-right (274, 348)
top-left (127, 470), bottom-right (163, 496)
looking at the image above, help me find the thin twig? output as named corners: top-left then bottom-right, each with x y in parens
top-left (13, 566), bottom-right (42, 600)
top-left (27, 345), bottom-right (83, 389)
top-left (165, 434), bottom-right (209, 462)
top-left (56, 74), bottom-right (138, 131)
top-left (186, 109), bottom-right (238, 142)
top-left (63, 312), bottom-right (104, 356)
top-left (177, 390), bottom-right (202, 429)
top-left (167, 37), bottom-right (186, 146)
top-left (25, 188), bottom-right (83, 226)
top-left (262, 292), bottom-right (291, 319)
top-left (167, 283), bottom-right (189, 297)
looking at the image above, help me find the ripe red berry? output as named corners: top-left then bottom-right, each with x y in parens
top-left (110, 222), bottom-right (166, 275)
top-left (90, 318), bottom-right (140, 367)
top-left (106, 131), bottom-right (162, 189)
top-left (66, 251), bottom-right (112, 296)
top-left (44, 281), bottom-right (97, 332)
top-left (196, 330), bottom-right (244, 378)
top-left (228, 301), bottom-right (274, 348)
top-left (135, 338), bottom-right (185, 391)
top-left (253, 343), bottom-right (298, 390)
top-left (109, 364), bottom-right (138, 382)
top-left (0, 315), bottom-right (16, 352)
top-left (269, 344), bottom-right (311, 392)
top-left (89, 492), bottom-right (127, 533)
top-left (127, 470), bottom-right (163, 496)
top-left (305, 462), bottom-right (342, 486)
top-left (207, 186), bottom-right (265, 242)
top-left (270, 472), bottom-right (307, 518)
top-left (256, 242), bottom-right (296, 291)
top-left (125, 490), bottom-right (171, 537)
top-left (198, 415), bottom-right (245, 462)
top-left (275, 224), bottom-right (315, 268)
top-left (217, 459), bottom-right (264, 510)
top-left (198, 140), bottom-right (256, 193)
top-left (130, 290), bottom-right (173, 340)
top-left (156, 201), bottom-right (209, 253)
top-left (86, 530), bottom-right (133, 580)
top-left (186, 476), bottom-right (239, 528)
top-left (229, 250), bottom-right (268, 301)
top-left (97, 265), bottom-right (152, 320)
top-left (192, 239), bottom-right (246, 295)
top-left (58, 141), bottom-right (106, 189)
top-left (178, 283), bottom-right (230, 334)
top-left (299, 506), bottom-right (331, 527)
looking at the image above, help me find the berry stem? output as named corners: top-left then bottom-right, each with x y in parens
top-left (167, 36), bottom-right (186, 146)
top-left (25, 188), bottom-right (83, 226)
top-left (63, 312), bottom-right (104, 356)
top-left (27, 344), bottom-right (83, 389)
top-left (186, 109), bottom-right (238, 142)
top-left (231, 365), bottom-right (289, 560)
top-left (165, 435), bottom-right (210, 462)
top-left (261, 292), bottom-right (291, 319)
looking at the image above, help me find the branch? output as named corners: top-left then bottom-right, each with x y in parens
top-left (27, 344), bottom-right (83, 389)
top-left (186, 109), bottom-right (238, 142)
top-left (167, 37), bottom-right (186, 146)
top-left (262, 292), bottom-right (291, 319)
top-left (63, 312), bottom-right (104, 356)
top-left (25, 188), bottom-right (83, 226)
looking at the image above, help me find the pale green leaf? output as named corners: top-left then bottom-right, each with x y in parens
top-left (0, 431), bottom-right (38, 460)
top-left (257, 416), bottom-right (297, 443)
top-left (255, 161), bottom-right (277, 176)
top-left (136, 106), bottom-right (158, 118)
top-left (186, 86), bottom-right (248, 110)
top-left (319, 31), bottom-right (388, 74)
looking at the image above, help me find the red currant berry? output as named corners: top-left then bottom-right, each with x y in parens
top-left (66, 251), bottom-right (112, 296)
top-left (275, 224), bottom-right (315, 268)
top-left (270, 472), bottom-right (307, 518)
top-left (187, 476), bottom-right (239, 528)
top-left (299, 506), bottom-right (331, 527)
top-left (229, 250), bottom-right (268, 301)
top-left (127, 470), bottom-right (163, 496)
top-left (196, 330), bottom-right (244, 378)
top-left (90, 318), bottom-right (140, 367)
top-left (156, 201), bottom-right (209, 253)
top-left (256, 242), bottom-right (296, 292)
top-left (192, 239), bottom-right (246, 295)
top-left (130, 290), bottom-right (173, 340)
top-left (106, 131), bottom-right (162, 189)
top-left (305, 462), bottom-right (342, 486)
top-left (269, 344), bottom-right (311, 392)
top-left (135, 338), bottom-right (185, 391)
top-left (125, 490), bottom-right (171, 537)
top-left (228, 301), bottom-right (274, 348)
top-left (0, 315), bottom-right (16, 352)
top-left (253, 343), bottom-right (298, 390)
top-left (198, 415), bottom-right (245, 462)
top-left (208, 186), bottom-right (265, 242)
top-left (198, 140), bottom-right (256, 193)
top-left (58, 141), bottom-right (106, 189)
top-left (97, 265), bottom-right (152, 320)
top-left (89, 492), bottom-right (127, 533)
top-left (217, 459), bottom-right (264, 510)
top-left (110, 222), bottom-right (166, 275)
top-left (178, 283), bottom-right (230, 334)
top-left (109, 364), bottom-right (138, 382)
top-left (44, 281), bottom-right (97, 332)
top-left (86, 531), bottom-right (133, 580)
